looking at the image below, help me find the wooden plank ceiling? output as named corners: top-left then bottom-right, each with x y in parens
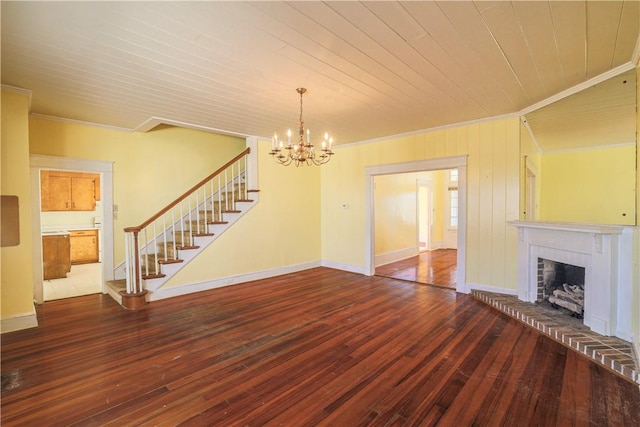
top-left (1, 1), bottom-right (638, 146)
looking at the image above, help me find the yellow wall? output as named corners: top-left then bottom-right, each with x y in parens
top-left (321, 119), bottom-right (520, 290)
top-left (431, 170), bottom-right (446, 244)
top-left (374, 172), bottom-right (420, 255)
top-left (374, 170), bottom-right (447, 256)
top-left (1, 90), bottom-right (36, 321)
top-left (164, 138), bottom-right (321, 286)
top-left (539, 145), bottom-right (636, 225)
top-left (29, 118), bottom-right (246, 263)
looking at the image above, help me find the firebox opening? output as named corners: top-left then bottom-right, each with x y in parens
top-left (537, 258), bottom-right (586, 318)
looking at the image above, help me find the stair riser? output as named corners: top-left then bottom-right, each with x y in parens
top-left (198, 210), bottom-right (223, 223)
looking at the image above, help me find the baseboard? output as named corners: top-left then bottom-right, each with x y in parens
top-left (465, 282), bottom-right (518, 296)
top-left (1, 310), bottom-right (38, 333)
top-left (430, 240), bottom-right (445, 250)
top-left (375, 247), bottom-right (419, 267)
top-left (148, 260), bottom-right (323, 301)
top-left (320, 260), bottom-right (367, 275)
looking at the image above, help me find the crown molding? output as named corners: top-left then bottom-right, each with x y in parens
top-left (335, 111), bottom-right (520, 150)
top-left (30, 113), bottom-right (133, 133)
top-left (632, 33), bottom-right (640, 65)
top-left (135, 116), bottom-right (251, 138)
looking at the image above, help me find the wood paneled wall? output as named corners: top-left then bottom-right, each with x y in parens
top-left (322, 118), bottom-right (520, 291)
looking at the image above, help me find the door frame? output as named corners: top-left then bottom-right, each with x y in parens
top-left (30, 155), bottom-right (114, 304)
top-left (365, 155), bottom-right (467, 293)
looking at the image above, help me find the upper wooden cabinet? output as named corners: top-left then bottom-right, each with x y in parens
top-left (41, 171), bottom-right (101, 211)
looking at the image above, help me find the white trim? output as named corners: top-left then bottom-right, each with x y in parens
top-left (246, 136), bottom-right (259, 190)
top-left (30, 113), bottom-right (132, 133)
top-left (134, 116), bottom-right (252, 137)
top-left (148, 261), bottom-right (322, 301)
top-left (520, 116), bottom-right (543, 154)
top-left (467, 282), bottom-right (518, 296)
top-left (365, 156), bottom-right (467, 294)
top-left (29, 155), bottom-right (115, 304)
top-left (430, 240), bottom-right (445, 250)
top-left (321, 260), bottom-right (367, 275)
top-left (631, 34), bottom-right (640, 65)
top-left (375, 246), bottom-right (419, 267)
top-left (336, 113), bottom-right (518, 149)
top-left (1, 310), bottom-right (38, 334)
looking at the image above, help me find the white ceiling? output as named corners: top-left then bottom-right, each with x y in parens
top-left (2, 1), bottom-right (639, 145)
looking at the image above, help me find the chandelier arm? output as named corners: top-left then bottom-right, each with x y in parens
top-left (271, 87), bottom-right (334, 167)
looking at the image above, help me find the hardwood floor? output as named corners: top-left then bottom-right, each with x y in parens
top-left (376, 249), bottom-right (457, 289)
top-left (2, 267), bottom-right (638, 426)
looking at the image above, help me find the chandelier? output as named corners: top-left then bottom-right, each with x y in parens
top-left (269, 88), bottom-right (334, 166)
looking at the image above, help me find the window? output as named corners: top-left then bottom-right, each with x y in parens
top-left (449, 170), bottom-right (458, 229)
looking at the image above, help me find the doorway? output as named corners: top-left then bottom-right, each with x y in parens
top-left (365, 156), bottom-right (467, 294)
top-left (40, 169), bottom-right (103, 300)
top-left (30, 155), bottom-right (114, 304)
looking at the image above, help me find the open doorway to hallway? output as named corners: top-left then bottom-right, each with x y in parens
top-left (365, 156), bottom-right (468, 293)
top-left (372, 167), bottom-right (460, 290)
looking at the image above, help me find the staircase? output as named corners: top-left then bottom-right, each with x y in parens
top-left (107, 148), bottom-right (258, 309)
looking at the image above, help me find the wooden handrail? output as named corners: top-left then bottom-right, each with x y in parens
top-left (124, 147), bottom-right (250, 233)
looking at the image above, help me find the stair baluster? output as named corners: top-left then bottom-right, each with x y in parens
top-left (121, 148), bottom-right (253, 309)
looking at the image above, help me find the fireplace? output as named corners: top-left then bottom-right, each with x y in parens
top-left (508, 221), bottom-right (633, 340)
top-left (538, 258), bottom-right (585, 317)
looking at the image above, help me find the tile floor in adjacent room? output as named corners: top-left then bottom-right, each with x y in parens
top-left (43, 263), bottom-right (102, 301)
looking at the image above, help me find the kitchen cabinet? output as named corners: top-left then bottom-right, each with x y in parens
top-left (41, 171), bottom-right (100, 211)
top-left (42, 234), bottom-right (71, 280)
top-left (70, 229), bottom-right (99, 264)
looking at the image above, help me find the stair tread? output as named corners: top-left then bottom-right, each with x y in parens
top-left (117, 171), bottom-right (257, 300)
top-left (176, 245), bottom-right (200, 250)
top-left (106, 280), bottom-right (126, 291)
top-left (142, 273), bottom-right (166, 279)
top-left (158, 259), bottom-right (183, 265)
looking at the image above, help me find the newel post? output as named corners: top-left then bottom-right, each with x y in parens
top-left (121, 228), bottom-right (148, 310)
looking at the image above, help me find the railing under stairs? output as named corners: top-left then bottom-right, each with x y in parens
top-left (121, 148), bottom-right (255, 309)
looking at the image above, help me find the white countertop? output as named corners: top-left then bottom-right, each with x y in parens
top-left (41, 230), bottom-right (70, 236)
top-left (41, 225), bottom-right (101, 237)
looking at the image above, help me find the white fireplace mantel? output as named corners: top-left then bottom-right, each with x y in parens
top-left (508, 220), bottom-right (634, 340)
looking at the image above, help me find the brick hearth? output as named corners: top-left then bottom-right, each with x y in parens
top-left (472, 290), bottom-right (638, 384)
